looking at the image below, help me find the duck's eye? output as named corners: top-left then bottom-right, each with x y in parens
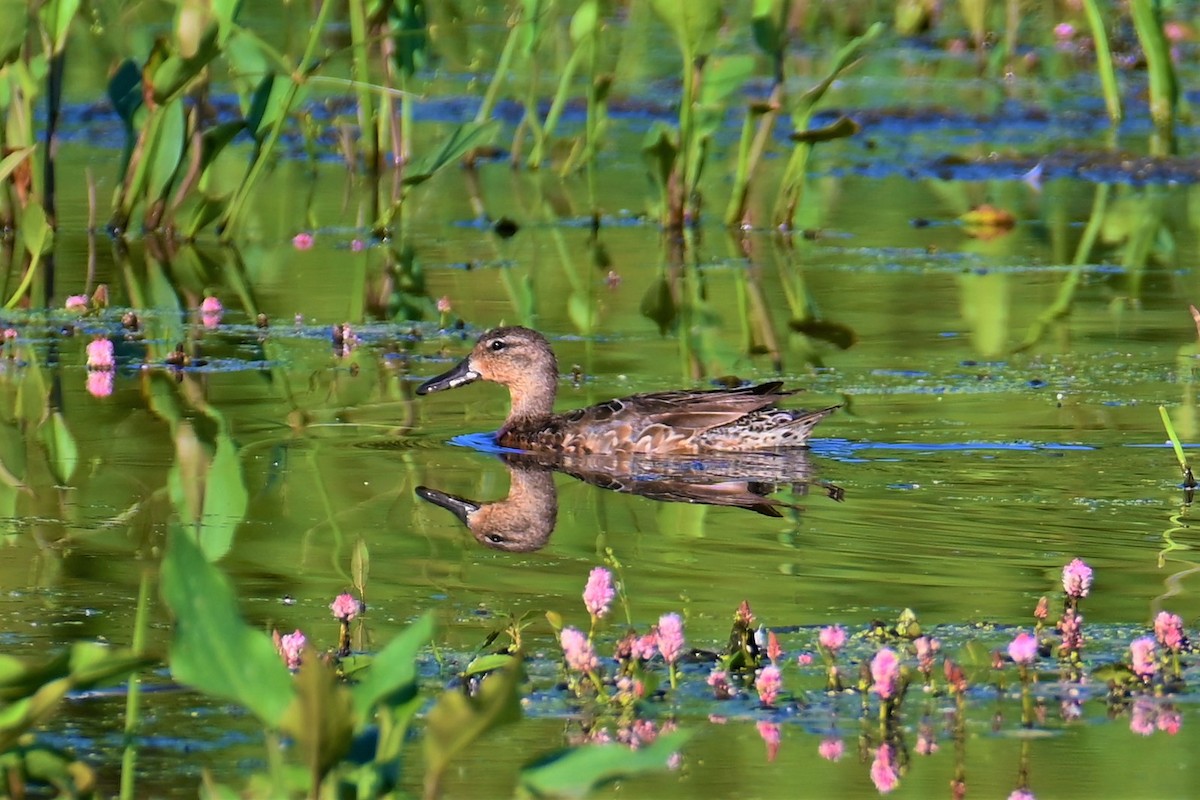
top-left (489, 339), bottom-right (507, 352)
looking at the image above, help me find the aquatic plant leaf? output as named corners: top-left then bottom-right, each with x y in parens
top-left (423, 657), bottom-right (523, 799)
top-left (390, 0), bottom-right (429, 78)
top-left (0, 0), bottom-right (26, 65)
top-left (350, 612), bottom-right (433, 719)
top-left (39, 0), bottom-right (80, 54)
top-left (649, 0), bottom-right (722, 59)
top-left (20, 201), bottom-right (52, 257)
top-left (787, 319), bottom-right (857, 350)
top-left (39, 411), bottom-right (77, 484)
top-left (245, 73), bottom-right (296, 141)
top-left (280, 651), bottom-right (355, 782)
top-left (569, 0), bottom-right (598, 44)
top-left (151, 22), bottom-right (222, 104)
top-left (794, 22), bottom-right (883, 117)
top-left (146, 99), bottom-right (188, 205)
top-left (107, 59), bottom-right (143, 126)
top-left (0, 146), bottom-right (34, 184)
top-left (640, 122), bottom-right (678, 194)
top-left (402, 121), bottom-right (498, 186)
top-left (519, 730), bottom-right (692, 799)
top-left (751, 0), bottom-right (788, 64)
top-left (6, 744), bottom-right (95, 797)
top-left (161, 526), bottom-right (295, 728)
top-left (352, 536), bottom-right (369, 593)
top-left (463, 654), bottom-right (515, 678)
top-left (197, 432), bottom-right (249, 562)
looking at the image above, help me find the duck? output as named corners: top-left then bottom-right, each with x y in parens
top-left (416, 326), bottom-right (839, 454)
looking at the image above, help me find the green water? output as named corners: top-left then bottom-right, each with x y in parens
top-left (6, 3), bottom-right (1200, 798)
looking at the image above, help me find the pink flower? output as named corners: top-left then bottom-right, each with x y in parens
top-left (1157, 707), bottom-right (1182, 735)
top-left (915, 636), bottom-right (939, 674)
top-left (1154, 611), bottom-right (1185, 652)
top-left (1059, 609), bottom-right (1084, 653)
top-left (818, 625), bottom-right (846, 652)
top-left (3, 328), bottom-right (16, 340)
top-left (631, 633), bottom-right (657, 661)
top-left (755, 665), bottom-right (782, 707)
top-left (330, 593), bottom-right (361, 622)
top-left (767, 630), bottom-right (782, 662)
top-left (1053, 22), bottom-right (1075, 40)
top-left (1062, 558), bottom-right (1093, 599)
top-left (65, 294), bottom-right (89, 312)
top-left (86, 370), bottom-right (114, 398)
top-left (350, 239), bottom-right (366, 252)
top-left (735, 600), bottom-right (755, 627)
top-left (796, 652), bottom-right (813, 666)
top-left (1007, 631), bottom-right (1038, 665)
top-left (1130, 636), bottom-right (1157, 680)
top-left (870, 743), bottom-right (900, 793)
top-left (292, 232), bottom-right (314, 250)
top-left (1008, 791), bottom-right (1037, 800)
top-left (756, 720), bottom-right (781, 762)
top-left (583, 567), bottom-right (615, 618)
top-left (200, 296), bottom-right (223, 314)
top-left (1034, 596), bottom-right (1048, 620)
top-left (86, 338), bottom-right (115, 370)
top-left (276, 629), bottom-right (306, 670)
top-left (560, 626), bottom-right (598, 673)
top-left (870, 648), bottom-right (901, 700)
top-left (818, 738), bottom-right (844, 761)
top-left (436, 296), bottom-right (452, 314)
top-left (707, 669), bottom-right (732, 699)
top-left (655, 613), bottom-right (684, 665)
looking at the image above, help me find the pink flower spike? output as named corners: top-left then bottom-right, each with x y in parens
top-left (1007, 631), bottom-right (1038, 666)
top-left (436, 295), bottom-right (452, 314)
top-left (1130, 636), bottom-right (1158, 680)
top-left (655, 613), bottom-right (685, 665)
top-left (631, 633), bottom-right (657, 662)
top-left (870, 743), bottom-right (900, 793)
top-left (1008, 791), bottom-right (1037, 800)
top-left (1062, 558), bottom-right (1093, 599)
top-left (200, 296), bottom-right (223, 314)
top-left (86, 338), bottom-right (115, 370)
top-left (583, 567), bottom-right (615, 619)
top-left (755, 665), bottom-right (782, 707)
top-left (560, 626), bottom-right (598, 673)
top-left (796, 652), bottom-right (813, 666)
top-left (276, 629), bottom-right (306, 670)
top-left (86, 370), bottom-right (114, 398)
top-left (870, 648), bottom-right (901, 700)
top-left (818, 625), bottom-right (846, 652)
top-left (706, 669), bottom-right (732, 699)
top-left (818, 738), bottom-right (844, 762)
top-left (1154, 611), bottom-right (1185, 652)
top-left (330, 593), bottom-right (361, 622)
top-left (767, 630), bottom-right (782, 662)
top-left (65, 294), bottom-right (89, 312)
top-left (292, 232), bottom-right (315, 250)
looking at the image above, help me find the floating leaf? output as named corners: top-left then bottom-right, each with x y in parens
top-left (519, 730), bottom-right (693, 799)
top-left (161, 526), bottom-right (295, 727)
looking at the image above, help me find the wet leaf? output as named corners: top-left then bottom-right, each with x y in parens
top-left (39, 411), bottom-right (78, 484)
top-left (350, 612), bottom-right (433, 719)
top-left (423, 657), bottom-right (523, 799)
top-left (280, 651), bottom-right (355, 782)
top-left (519, 730), bottom-right (692, 799)
top-left (161, 526), bottom-right (295, 727)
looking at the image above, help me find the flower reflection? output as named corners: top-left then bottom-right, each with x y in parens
top-left (869, 743), bottom-right (900, 793)
top-left (86, 369), bottom-right (113, 398)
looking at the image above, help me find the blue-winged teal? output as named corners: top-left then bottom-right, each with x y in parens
top-left (416, 326), bottom-right (839, 454)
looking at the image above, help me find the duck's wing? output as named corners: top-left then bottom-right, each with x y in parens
top-left (560, 382), bottom-right (795, 452)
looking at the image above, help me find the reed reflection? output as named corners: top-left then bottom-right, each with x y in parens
top-left (416, 451), bottom-right (843, 552)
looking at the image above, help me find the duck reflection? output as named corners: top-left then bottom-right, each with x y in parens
top-left (416, 451), bottom-right (843, 552)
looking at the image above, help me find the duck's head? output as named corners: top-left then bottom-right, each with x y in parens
top-left (417, 327), bottom-right (559, 416)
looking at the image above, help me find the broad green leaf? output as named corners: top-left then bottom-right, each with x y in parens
top-left (462, 653), bottom-right (515, 678)
top-left (751, 0), bottom-right (789, 70)
top-left (0, 1), bottom-right (27, 65)
top-left (569, 0), bottom-right (598, 45)
top-left (39, 411), bottom-right (77, 484)
top-left (640, 122), bottom-right (678, 194)
top-left (649, 0), bottom-right (722, 59)
top-left (402, 121), bottom-right (498, 186)
top-left (794, 22), bottom-right (883, 118)
top-left (20, 201), bottom-right (51, 257)
top-left (245, 73), bottom-right (293, 140)
top-left (107, 59), bottom-right (143, 126)
top-left (197, 432), bottom-right (248, 562)
top-left (197, 120), bottom-right (246, 178)
top-left (350, 612), bottom-right (434, 719)
top-left (423, 657), bottom-right (523, 798)
top-left (146, 99), bottom-right (188, 204)
top-left (161, 526), bottom-right (295, 727)
top-left (280, 653), bottom-right (355, 782)
top-left (519, 730), bottom-right (693, 799)
top-left (351, 537), bottom-right (369, 593)
top-left (20, 746), bottom-right (94, 797)
top-left (39, 0), bottom-right (80, 54)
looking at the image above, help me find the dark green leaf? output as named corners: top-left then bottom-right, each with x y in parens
top-left (789, 115), bottom-right (861, 143)
top-left (161, 526), bottom-right (295, 727)
top-left (0, 1), bottom-right (27, 65)
top-left (280, 652), bottom-right (355, 782)
top-left (351, 612), bottom-right (434, 719)
top-left (520, 730), bottom-right (693, 799)
top-left (463, 654), bottom-right (515, 678)
top-left (39, 411), bottom-right (77, 484)
top-left (152, 23), bottom-right (222, 104)
top-left (146, 100), bottom-right (188, 204)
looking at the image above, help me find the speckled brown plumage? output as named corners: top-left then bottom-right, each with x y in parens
top-left (417, 326), bottom-right (839, 454)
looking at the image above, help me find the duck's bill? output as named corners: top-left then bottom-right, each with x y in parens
top-left (415, 486), bottom-right (480, 525)
top-left (416, 358), bottom-right (480, 395)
